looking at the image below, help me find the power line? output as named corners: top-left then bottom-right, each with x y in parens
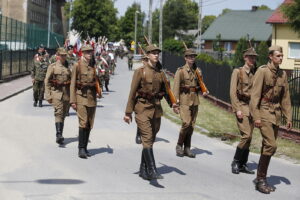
top-left (202, 0), bottom-right (229, 7)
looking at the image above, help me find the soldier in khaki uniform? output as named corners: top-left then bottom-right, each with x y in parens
top-left (45, 48), bottom-right (71, 145)
top-left (172, 49), bottom-right (208, 158)
top-left (124, 45), bottom-right (168, 180)
top-left (230, 48), bottom-right (258, 174)
top-left (70, 45), bottom-right (99, 159)
top-left (250, 45), bottom-right (292, 194)
top-left (31, 52), bottom-right (49, 107)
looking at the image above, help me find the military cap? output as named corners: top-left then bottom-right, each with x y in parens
top-left (184, 49), bottom-right (197, 57)
top-left (81, 44), bottom-right (94, 51)
top-left (243, 48), bottom-right (258, 56)
top-left (145, 45), bottom-right (161, 53)
top-left (57, 47), bottom-right (67, 55)
top-left (269, 45), bottom-right (282, 53)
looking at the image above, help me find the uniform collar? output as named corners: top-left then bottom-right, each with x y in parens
top-left (146, 62), bottom-right (160, 71)
top-left (184, 63), bottom-right (196, 73)
top-left (243, 64), bottom-right (251, 74)
top-left (267, 62), bottom-right (279, 74)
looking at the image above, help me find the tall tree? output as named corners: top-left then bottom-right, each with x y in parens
top-left (282, 0), bottom-right (300, 35)
top-left (202, 15), bottom-right (216, 34)
top-left (256, 41), bottom-right (269, 67)
top-left (258, 5), bottom-right (271, 10)
top-left (233, 37), bottom-right (248, 67)
top-left (118, 3), bottom-right (146, 47)
top-left (64, 0), bottom-right (119, 40)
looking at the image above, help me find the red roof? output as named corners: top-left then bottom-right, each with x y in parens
top-left (266, 0), bottom-right (294, 24)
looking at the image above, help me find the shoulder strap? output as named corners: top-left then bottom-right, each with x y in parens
top-left (238, 67), bottom-right (243, 95)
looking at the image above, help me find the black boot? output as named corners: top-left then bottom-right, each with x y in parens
top-left (38, 100), bottom-right (43, 107)
top-left (78, 128), bottom-right (87, 159)
top-left (55, 122), bottom-right (64, 144)
top-left (139, 151), bottom-right (149, 180)
top-left (143, 148), bottom-right (163, 180)
top-left (255, 155), bottom-right (274, 193)
top-left (239, 149), bottom-right (254, 174)
top-left (231, 147), bottom-right (243, 174)
top-left (176, 144), bottom-right (184, 157)
top-left (33, 100), bottom-right (38, 107)
top-left (135, 129), bottom-right (142, 144)
top-left (85, 129), bottom-right (91, 157)
top-left (184, 146), bottom-right (196, 158)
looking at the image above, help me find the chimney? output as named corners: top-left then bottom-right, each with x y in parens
top-left (251, 6), bottom-right (258, 12)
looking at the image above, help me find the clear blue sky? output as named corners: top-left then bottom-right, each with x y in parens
top-left (115, 0), bottom-right (283, 17)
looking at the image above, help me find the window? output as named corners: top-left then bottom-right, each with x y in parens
top-left (289, 42), bottom-right (300, 59)
top-left (224, 42), bottom-right (232, 52)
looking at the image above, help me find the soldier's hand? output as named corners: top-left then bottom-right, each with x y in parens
top-left (47, 99), bottom-right (52, 104)
top-left (287, 122), bottom-right (292, 131)
top-left (71, 103), bottom-right (77, 111)
top-left (236, 111), bottom-right (243, 119)
top-left (203, 91), bottom-right (209, 96)
top-left (123, 114), bottom-right (132, 124)
top-left (254, 120), bottom-right (262, 128)
top-left (172, 104), bottom-right (180, 114)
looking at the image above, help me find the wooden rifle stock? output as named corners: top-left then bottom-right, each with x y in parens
top-left (93, 67), bottom-right (102, 98)
top-left (161, 70), bottom-right (177, 107)
top-left (195, 68), bottom-right (208, 93)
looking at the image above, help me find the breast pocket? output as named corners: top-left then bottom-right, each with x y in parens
top-left (80, 73), bottom-right (88, 82)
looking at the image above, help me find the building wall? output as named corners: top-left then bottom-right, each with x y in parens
top-left (1, 0), bottom-right (28, 23)
top-left (272, 24), bottom-right (300, 70)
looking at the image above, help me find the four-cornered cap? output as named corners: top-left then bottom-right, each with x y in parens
top-left (243, 48), bottom-right (258, 56)
top-left (57, 47), bottom-right (67, 55)
top-left (184, 49), bottom-right (197, 57)
top-left (269, 45), bottom-right (283, 53)
top-left (81, 44), bottom-right (94, 52)
top-left (145, 45), bottom-right (161, 53)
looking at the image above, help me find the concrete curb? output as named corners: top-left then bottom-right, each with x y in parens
top-left (0, 86), bottom-right (32, 102)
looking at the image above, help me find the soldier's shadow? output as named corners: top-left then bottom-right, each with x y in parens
top-left (89, 145), bottom-right (113, 156)
top-left (267, 175), bottom-right (291, 189)
top-left (245, 161), bottom-right (257, 171)
top-left (155, 137), bottom-right (170, 143)
top-left (157, 163), bottom-right (186, 176)
top-left (191, 147), bottom-right (213, 156)
top-left (59, 137), bottom-right (78, 148)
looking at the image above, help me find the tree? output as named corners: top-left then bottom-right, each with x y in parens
top-left (163, 38), bottom-right (184, 55)
top-left (118, 3), bottom-right (146, 47)
top-left (258, 5), bottom-right (271, 10)
top-left (282, 0), bottom-right (300, 35)
top-left (256, 41), bottom-right (269, 67)
top-left (163, 0), bottom-right (198, 40)
top-left (202, 15), bottom-right (216, 34)
top-left (220, 8), bottom-right (231, 16)
top-left (64, 0), bottom-right (119, 40)
top-left (233, 37), bottom-right (248, 67)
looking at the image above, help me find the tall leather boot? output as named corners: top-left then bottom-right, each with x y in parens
top-left (239, 149), bottom-right (254, 174)
top-left (139, 151), bottom-right (149, 180)
top-left (231, 147), bottom-right (243, 174)
top-left (38, 100), bottom-right (43, 107)
top-left (33, 99), bottom-right (38, 107)
top-left (184, 132), bottom-right (195, 158)
top-left (78, 128), bottom-right (87, 159)
top-left (143, 148), bottom-right (163, 180)
top-left (255, 155), bottom-right (273, 194)
top-left (135, 128), bottom-right (142, 144)
top-left (55, 122), bottom-right (64, 144)
top-left (176, 144), bottom-right (184, 157)
top-left (85, 128), bottom-right (91, 157)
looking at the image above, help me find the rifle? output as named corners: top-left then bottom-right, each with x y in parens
top-left (182, 41), bottom-right (208, 94)
top-left (54, 37), bottom-right (61, 47)
top-left (144, 35), bottom-right (177, 107)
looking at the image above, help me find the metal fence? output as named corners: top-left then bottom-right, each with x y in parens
top-left (0, 15), bottom-right (63, 80)
top-left (162, 52), bottom-right (300, 129)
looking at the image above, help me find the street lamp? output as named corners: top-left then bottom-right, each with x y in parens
top-left (134, 10), bottom-right (140, 55)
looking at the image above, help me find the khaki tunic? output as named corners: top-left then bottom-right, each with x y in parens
top-left (230, 66), bottom-right (255, 149)
top-left (173, 64), bottom-right (201, 147)
top-left (44, 60), bottom-right (71, 123)
top-left (70, 58), bottom-right (97, 128)
top-left (250, 62), bottom-right (292, 155)
top-left (125, 63), bottom-right (166, 148)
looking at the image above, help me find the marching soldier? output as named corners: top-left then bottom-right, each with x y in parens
top-left (250, 45), bottom-right (292, 194)
top-left (127, 50), bottom-right (134, 70)
top-left (44, 48), bottom-right (71, 145)
top-left (31, 51), bottom-right (49, 107)
top-left (70, 45), bottom-right (100, 159)
top-left (101, 50), bottom-right (110, 91)
top-left (172, 49), bottom-right (208, 158)
top-left (66, 45), bottom-right (77, 71)
top-left (123, 45), bottom-right (169, 180)
top-left (230, 48), bottom-right (258, 174)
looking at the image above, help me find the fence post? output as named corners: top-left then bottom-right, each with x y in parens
top-left (10, 18), bottom-right (13, 76)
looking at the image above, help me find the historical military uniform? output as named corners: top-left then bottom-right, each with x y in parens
top-left (230, 48), bottom-right (258, 174)
top-left (31, 53), bottom-right (49, 107)
top-left (101, 54), bottom-right (111, 91)
top-left (173, 49), bottom-right (206, 158)
top-left (250, 45), bottom-right (292, 194)
top-left (70, 45), bottom-right (99, 159)
top-left (44, 48), bottom-right (71, 144)
top-left (127, 51), bottom-right (134, 70)
top-left (125, 45), bottom-right (167, 180)
top-left (49, 54), bottom-right (58, 64)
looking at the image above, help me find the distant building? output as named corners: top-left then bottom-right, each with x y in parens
top-left (202, 7), bottom-right (273, 53)
top-left (266, 0), bottom-right (300, 70)
top-left (0, 0), bottom-right (68, 37)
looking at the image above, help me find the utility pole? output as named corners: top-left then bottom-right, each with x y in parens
top-left (197, 0), bottom-right (202, 53)
top-left (159, 0), bottom-right (163, 63)
top-left (69, 0), bottom-right (73, 31)
top-left (47, 0), bottom-right (52, 48)
top-left (148, 0), bottom-right (153, 43)
top-left (134, 11), bottom-right (140, 55)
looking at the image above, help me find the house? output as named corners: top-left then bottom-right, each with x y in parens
top-left (266, 0), bottom-right (300, 70)
top-left (202, 7), bottom-right (273, 53)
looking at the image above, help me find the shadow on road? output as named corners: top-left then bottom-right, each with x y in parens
top-left (158, 163), bottom-right (186, 175)
top-left (66, 112), bottom-right (77, 116)
top-left (149, 179), bottom-right (165, 188)
top-left (191, 147), bottom-right (213, 155)
top-left (89, 145), bottom-right (113, 156)
top-left (155, 137), bottom-right (170, 143)
top-left (246, 161), bottom-right (257, 171)
top-left (97, 105), bottom-right (104, 108)
top-left (0, 179), bottom-right (85, 185)
top-left (268, 175), bottom-right (291, 188)
top-left (59, 137), bottom-right (78, 148)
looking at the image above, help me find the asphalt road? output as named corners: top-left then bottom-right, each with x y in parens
top-left (0, 58), bottom-right (299, 200)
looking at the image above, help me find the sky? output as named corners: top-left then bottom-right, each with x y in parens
top-left (115, 0), bottom-right (284, 17)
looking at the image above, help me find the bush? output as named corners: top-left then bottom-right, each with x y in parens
top-left (163, 39), bottom-right (185, 55)
top-left (256, 41), bottom-right (269, 67)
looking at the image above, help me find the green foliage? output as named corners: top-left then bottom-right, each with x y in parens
top-left (163, 0), bottom-right (198, 40)
top-left (233, 37), bottom-right (248, 67)
top-left (256, 41), bottom-right (269, 67)
top-left (197, 53), bottom-right (216, 64)
top-left (220, 8), bottom-right (231, 16)
top-left (64, 0), bottom-right (119, 40)
top-left (118, 3), bottom-right (146, 47)
top-left (258, 5), bottom-right (271, 10)
top-left (163, 39), bottom-right (184, 55)
top-left (151, 9), bottom-right (160, 44)
top-left (202, 15), bottom-right (216, 34)
top-left (281, 0), bottom-right (300, 35)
